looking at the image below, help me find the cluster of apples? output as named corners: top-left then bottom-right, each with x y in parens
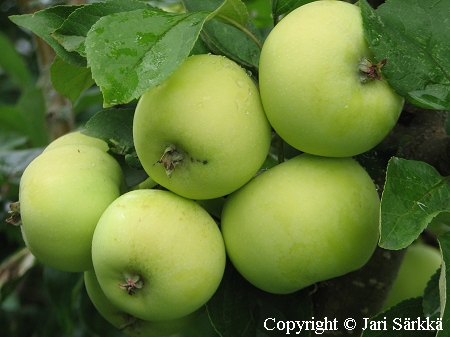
top-left (221, 0), bottom-right (405, 295)
top-left (16, 1), bottom-right (406, 336)
top-left (18, 130), bottom-right (226, 336)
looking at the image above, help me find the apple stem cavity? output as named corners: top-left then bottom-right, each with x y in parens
top-left (119, 276), bottom-right (143, 295)
top-left (156, 145), bottom-right (184, 178)
top-left (6, 201), bottom-right (22, 226)
top-left (358, 57), bottom-right (387, 83)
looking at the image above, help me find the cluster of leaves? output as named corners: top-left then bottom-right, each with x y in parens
top-left (0, 0), bottom-right (449, 336)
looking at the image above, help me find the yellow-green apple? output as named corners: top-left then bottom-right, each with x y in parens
top-left (84, 269), bottom-right (200, 337)
top-left (19, 144), bottom-right (124, 272)
top-left (91, 189), bottom-right (226, 321)
top-left (259, 0), bottom-right (404, 157)
top-left (221, 154), bottom-right (380, 294)
top-left (384, 242), bottom-right (441, 309)
top-left (133, 54), bottom-right (271, 200)
top-left (43, 130), bottom-right (109, 153)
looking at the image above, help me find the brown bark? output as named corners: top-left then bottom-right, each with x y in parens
top-left (382, 103), bottom-right (450, 176)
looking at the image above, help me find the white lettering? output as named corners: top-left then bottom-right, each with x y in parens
top-left (393, 318), bottom-right (402, 330)
top-left (264, 318), bottom-right (275, 331)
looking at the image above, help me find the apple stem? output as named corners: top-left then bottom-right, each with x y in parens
top-left (6, 201), bottom-right (22, 226)
top-left (156, 145), bottom-right (184, 178)
top-left (358, 57), bottom-right (387, 83)
top-left (119, 276), bottom-right (143, 295)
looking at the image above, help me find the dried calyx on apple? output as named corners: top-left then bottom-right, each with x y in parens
top-left (6, 201), bottom-right (21, 226)
top-left (119, 275), bottom-right (143, 295)
top-left (156, 145), bottom-right (208, 178)
top-left (358, 57), bottom-right (387, 83)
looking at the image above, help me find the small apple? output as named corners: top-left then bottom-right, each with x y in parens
top-left (19, 144), bottom-right (124, 272)
top-left (43, 130), bottom-right (109, 153)
top-left (384, 242), bottom-right (441, 309)
top-left (91, 189), bottom-right (226, 322)
top-left (221, 154), bottom-right (380, 294)
top-left (84, 269), bottom-right (200, 337)
top-left (259, 0), bottom-right (404, 157)
top-left (133, 53), bottom-right (271, 200)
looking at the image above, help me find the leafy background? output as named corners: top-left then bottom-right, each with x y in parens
top-left (1, 0), bottom-right (450, 336)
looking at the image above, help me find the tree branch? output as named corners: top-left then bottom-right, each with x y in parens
top-left (381, 103), bottom-right (450, 176)
top-left (16, 0), bottom-right (88, 141)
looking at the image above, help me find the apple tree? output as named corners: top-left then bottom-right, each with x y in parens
top-left (0, 0), bottom-right (449, 336)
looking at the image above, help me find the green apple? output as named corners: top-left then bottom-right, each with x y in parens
top-left (43, 131), bottom-right (109, 153)
top-left (91, 189), bottom-right (226, 321)
top-left (84, 269), bottom-right (200, 337)
top-left (19, 144), bottom-right (124, 272)
top-left (384, 242), bottom-right (441, 309)
top-left (133, 54), bottom-right (271, 200)
top-left (221, 154), bottom-right (380, 294)
top-left (259, 0), bottom-right (404, 157)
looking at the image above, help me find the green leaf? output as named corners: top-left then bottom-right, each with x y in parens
top-left (85, 9), bottom-right (210, 107)
top-left (0, 31), bottom-right (31, 89)
top-left (209, 0), bottom-right (249, 27)
top-left (0, 132), bottom-right (28, 152)
top-left (50, 56), bottom-right (94, 104)
top-left (360, 0), bottom-right (450, 110)
top-left (183, 0), bottom-right (262, 69)
top-left (0, 105), bottom-right (29, 136)
top-left (361, 297), bottom-right (437, 337)
top-left (72, 87), bottom-right (103, 114)
top-left (196, 197), bottom-right (226, 220)
top-left (81, 107), bottom-right (147, 188)
top-left (0, 87), bottom-right (49, 147)
top-left (438, 232), bottom-right (450, 336)
top-left (9, 6), bottom-right (86, 67)
top-left (0, 148), bottom-right (43, 183)
top-left (206, 263), bottom-right (258, 337)
top-left (206, 262), bottom-right (312, 337)
top-left (16, 87), bottom-right (50, 147)
top-left (245, 0), bottom-right (273, 28)
top-left (380, 157), bottom-right (450, 250)
top-left (423, 267), bottom-right (441, 320)
top-left (43, 267), bottom-right (84, 336)
top-left (82, 108), bottom-right (134, 153)
top-left (52, 0), bottom-right (158, 57)
top-left (270, 0), bottom-right (315, 17)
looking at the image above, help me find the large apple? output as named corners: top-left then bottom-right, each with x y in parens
top-left (84, 269), bottom-right (200, 337)
top-left (221, 154), bottom-right (380, 294)
top-left (384, 242), bottom-right (441, 309)
top-left (258, 0), bottom-right (404, 157)
top-left (133, 53), bottom-right (271, 200)
top-left (91, 189), bottom-right (226, 322)
top-left (19, 144), bottom-right (124, 272)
